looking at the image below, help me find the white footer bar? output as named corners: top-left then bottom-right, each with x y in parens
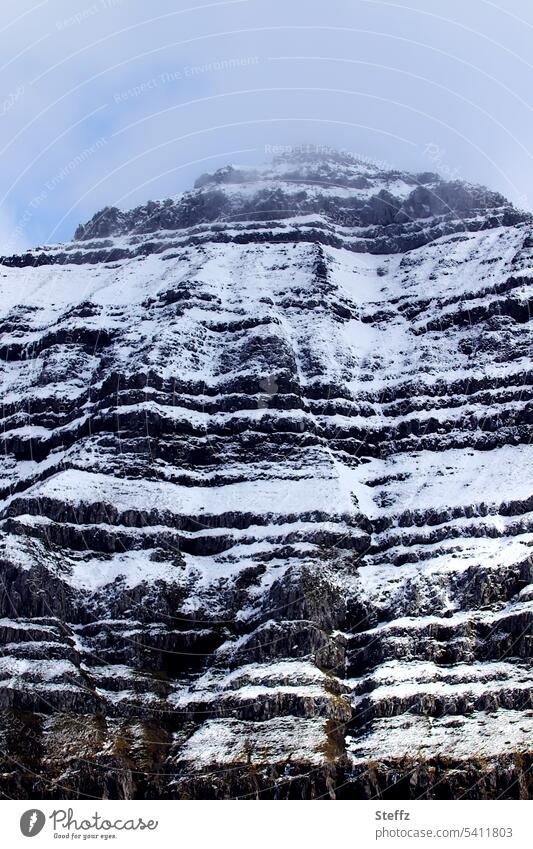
top-left (3, 800), bottom-right (530, 848)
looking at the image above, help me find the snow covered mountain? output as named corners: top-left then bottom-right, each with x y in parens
top-left (0, 148), bottom-right (532, 799)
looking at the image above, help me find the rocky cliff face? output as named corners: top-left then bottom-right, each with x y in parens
top-left (0, 149), bottom-right (532, 799)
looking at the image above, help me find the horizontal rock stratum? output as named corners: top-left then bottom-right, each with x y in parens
top-left (0, 149), bottom-right (532, 799)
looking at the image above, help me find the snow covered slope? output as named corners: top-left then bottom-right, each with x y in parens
top-left (0, 149), bottom-right (531, 799)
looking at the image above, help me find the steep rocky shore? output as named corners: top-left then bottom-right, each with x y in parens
top-left (0, 149), bottom-right (531, 799)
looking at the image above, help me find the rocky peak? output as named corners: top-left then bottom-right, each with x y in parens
top-left (72, 148), bottom-right (524, 245)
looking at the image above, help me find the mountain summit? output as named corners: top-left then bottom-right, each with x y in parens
top-left (0, 149), bottom-right (532, 798)
top-left (73, 147), bottom-right (523, 248)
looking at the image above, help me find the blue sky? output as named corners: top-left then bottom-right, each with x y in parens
top-left (1, 0), bottom-right (533, 250)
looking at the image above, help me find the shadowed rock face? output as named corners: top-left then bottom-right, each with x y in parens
top-left (0, 149), bottom-right (532, 799)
